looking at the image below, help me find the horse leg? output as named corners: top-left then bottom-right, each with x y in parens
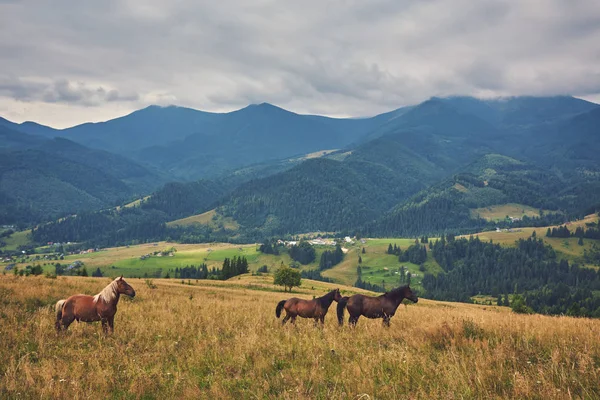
top-left (349, 315), bottom-right (359, 327)
top-left (101, 319), bottom-right (109, 334)
top-left (319, 316), bottom-right (325, 327)
top-left (282, 313), bottom-right (291, 325)
top-left (108, 316), bottom-right (115, 333)
top-left (291, 316), bottom-right (297, 325)
top-left (383, 315), bottom-right (391, 327)
top-left (60, 313), bottom-right (75, 332)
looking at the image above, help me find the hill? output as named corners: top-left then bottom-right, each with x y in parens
top-left (1, 274), bottom-right (599, 398)
top-left (0, 133), bottom-right (168, 225)
top-left (365, 153), bottom-right (599, 238)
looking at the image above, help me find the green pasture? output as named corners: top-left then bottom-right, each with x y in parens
top-left (0, 230), bottom-right (31, 252)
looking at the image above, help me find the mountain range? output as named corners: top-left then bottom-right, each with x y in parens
top-left (1, 95), bottom-right (599, 240)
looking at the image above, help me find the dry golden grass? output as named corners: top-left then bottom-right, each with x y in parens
top-left (1, 274), bottom-right (600, 399)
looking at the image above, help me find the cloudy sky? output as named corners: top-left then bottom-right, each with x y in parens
top-left (1, 0), bottom-right (600, 128)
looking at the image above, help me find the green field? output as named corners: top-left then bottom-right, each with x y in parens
top-left (3, 214), bottom-right (599, 284)
top-left (470, 203), bottom-right (551, 221)
top-left (167, 209), bottom-right (240, 230)
top-left (0, 229), bottom-right (31, 251)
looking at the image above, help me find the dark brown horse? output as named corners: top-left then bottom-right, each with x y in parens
top-left (276, 289), bottom-right (342, 325)
top-left (337, 285), bottom-right (418, 327)
top-left (55, 276), bottom-right (136, 333)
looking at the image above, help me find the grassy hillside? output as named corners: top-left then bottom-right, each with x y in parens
top-left (471, 203), bottom-right (551, 221)
top-left (366, 152), bottom-right (599, 238)
top-left (167, 209), bottom-right (240, 231)
top-left (464, 213), bottom-right (600, 268)
top-left (1, 275), bottom-right (599, 398)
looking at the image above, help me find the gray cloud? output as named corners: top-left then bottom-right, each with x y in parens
top-left (1, 0), bottom-right (600, 126)
top-left (0, 77), bottom-right (139, 106)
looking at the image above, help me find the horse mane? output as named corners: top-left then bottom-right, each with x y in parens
top-left (316, 289), bottom-right (337, 307)
top-left (93, 278), bottom-right (120, 303)
top-left (384, 285), bottom-right (409, 299)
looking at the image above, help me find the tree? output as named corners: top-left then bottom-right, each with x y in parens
top-left (362, 247), bottom-right (366, 254)
top-left (578, 237), bottom-right (584, 246)
top-left (274, 266), bottom-right (301, 292)
top-left (510, 294), bottom-right (533, 314)
top-left (358, 256), bottom-right (362, 264)
top-left (92, 267), bottom-right (103, 277)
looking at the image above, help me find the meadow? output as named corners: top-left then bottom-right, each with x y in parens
top-left (470, 203), bottom-right (549, 221)
top-left (1, 274), bottom-right (599, 399)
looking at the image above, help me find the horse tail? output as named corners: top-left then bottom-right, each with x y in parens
top-left (337, 296), bottom-right (349, 326)
top-left (275, 300), bottom-right (286, 318)
top-left (55, 299), bottom-right (65, 330)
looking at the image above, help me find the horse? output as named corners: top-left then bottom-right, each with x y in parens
top-left (275, 288), bottom-right (342, 326)
top-left (55, 276), bottom-right (136, 333)
top-left (337, 285), bottom-right (418, 327)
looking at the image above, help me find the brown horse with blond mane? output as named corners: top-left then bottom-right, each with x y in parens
top-left (276, 289), bottom-right (342, 325)
top-left (337, 285), bottom-right (418, 327)
top-left (55, 276), bottom-right (136, 333)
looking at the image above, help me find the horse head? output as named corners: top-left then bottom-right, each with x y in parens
top-left (402, 285), bottom-right (418, 303)
top-left (333, 288), bottom-right (343, 302)
top-left (116, 276), bottom-right (136, 298)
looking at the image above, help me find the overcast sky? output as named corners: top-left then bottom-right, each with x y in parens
top-left (1, 0), bottom-right (600, 128)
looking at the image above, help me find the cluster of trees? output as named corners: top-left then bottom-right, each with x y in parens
top-left (319, 245), bottom-right (344, 270)
top-left (174, 264), bottom-right (211, 279)
top-left (521, 284), bottom-right (600, 317)
top-left (546, 225), bottom-right (572, 238)
top-left (289, 241), bottom-right (316, 265)
top-left (11, 265), bottom-right (44, 277)
top-left (53, 262), bottom-right (89, 277)
top-left (300, 269), bottom-right (333, 283)
top-left (546, 225), bottom-right (600, 240)
top-left (400, 244), bottom-right (428, 265)
top-left (422, 235), bottom-right (600, 317)
top-left (220, 256), bottom-right (249, 280)
top-left (584, 244), bottom-right (600, 265)
top-left (387, 243), bottom-right (427, 264)
top-left (258, 239), bottom-right (281, 255)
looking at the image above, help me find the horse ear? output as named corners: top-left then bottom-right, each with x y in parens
top-left (119, 275), bottom-right (123, 280)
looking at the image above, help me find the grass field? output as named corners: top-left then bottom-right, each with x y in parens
top-left (321, 239), bottom-right (443, 291)
top-left (470, 203), bottom-right (550, 221)
top-left (1, 274), bottom-right (599, 399)
top-left (0, 229), bottom-right (31, 252)
top-left (167, 209), bottom-right (240, 231)
top-left (463, 213), bottom-right (600, 267)
top-left (3, 214), bottom-right (598, 284)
